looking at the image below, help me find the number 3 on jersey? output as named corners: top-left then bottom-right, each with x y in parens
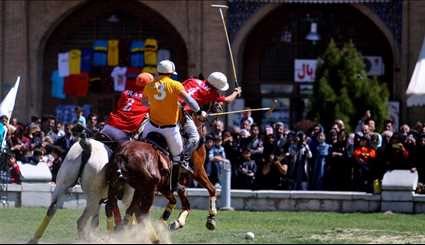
top-left (154, 83), bottom-right (167, 101)
top-left (123, 98), bottom-right (135, 112)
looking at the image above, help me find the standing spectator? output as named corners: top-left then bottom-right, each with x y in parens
top-left (381, 130), bottom-right (394, 149)
top-left (210, 118), bottom-right (225, 139)
top-left (334, 119), bottom-right (346, 133)
top-left (46, 144), bottom-right (64, 182)
top-left (29, 125), bottom-right (44, 150)
top-left (241, 119), bottom-right (252, 131)
top-left (0, 115), bottom-right (8, 150)
top-left (46, 118), bottom-right (62, 143)
top-left (10, 128), bottom-right (29, 161)
top-left (74, 106), bottom-right (87, 128)
top-left (312, 132), bottom-right (330, 190)
top-left (404, 134), bottom-right (418, 170)
top-left (257, 134), bottom-right (288, 190)
top-left (7, 153), bottom-right (21, 184)
top-left (352, 135), bottom-right (376, 192)
top-left (55, 124), bottom-right (76, 155)
top-left (222, 131), bottom-right (242, 188)
top-left (247, 124), bottom-right (264, 162)
top-left (275, 122), bottom-right (290, 155)
top-left (400, 124), bottom-right (411, 141)
top-left (238, 148), bottom-right (257, 189)
top-left (87, 113), bottom-right (101, 135)
top-left (327, 130), bottom-right (350, 191)
top-left (384, 120), bottom-right (395, 133)
top-left (240, 109), bottom-right (254, 128)
top-left (288, 131), bottom-right (312, 190)
top-left (207, 135), bottom-right (228, 186)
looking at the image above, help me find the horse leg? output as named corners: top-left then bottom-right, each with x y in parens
top-left (136, 190), bottom-right (160, 244)
top-left (170, 186), bottom-right (191, 231)
top-left (28, 184), bottom-right (67, 244)
top-left (192, 145), bottom-right (218, 230)
top-left (77, 193), bottom-right (102, 241)
top-left (159, 188), bottom-right (177, 223)
top-left (90, 201), bottom-right (101, 230)
top-left (123, 190), bottom-right (141, 226)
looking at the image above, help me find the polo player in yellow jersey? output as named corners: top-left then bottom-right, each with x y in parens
top-left (143, 59), bottom-right (203, 192)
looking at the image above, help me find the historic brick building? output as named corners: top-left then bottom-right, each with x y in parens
top-left (0, 0), bottom-right (423, 126)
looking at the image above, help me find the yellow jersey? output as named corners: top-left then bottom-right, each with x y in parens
top-left (144, 76), bottom-right (184, 126)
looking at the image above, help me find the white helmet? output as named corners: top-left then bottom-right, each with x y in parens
top-left (207, 72), bottom-right (229, 91)
top-left (157, 60), bottom-right (178, 75)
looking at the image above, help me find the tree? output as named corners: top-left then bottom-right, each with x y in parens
top-left (309, 40), bottom-right (389, 131)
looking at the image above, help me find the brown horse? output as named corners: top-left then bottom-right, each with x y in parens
top-left (105, 118), bottom-right (217, 234)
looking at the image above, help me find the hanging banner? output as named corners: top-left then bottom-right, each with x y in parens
top-left (294, 59), bottom-right (317, 82)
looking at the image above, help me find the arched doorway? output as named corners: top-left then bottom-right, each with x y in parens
top-left (42, 0), bottom-right (188, 121)
top-left (241, 4), bottom-right (394, 126)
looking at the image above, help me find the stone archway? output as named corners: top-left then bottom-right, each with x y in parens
top-left (38, 0), bottom-right (188, 118)
top-left (232, 3), bottom-right (399, 126)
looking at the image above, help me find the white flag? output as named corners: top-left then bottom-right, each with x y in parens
top-left (0, 76), bottom-right (21, 120)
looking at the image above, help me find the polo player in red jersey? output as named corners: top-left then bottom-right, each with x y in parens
top-left (101, 72), bottom-right (154, 144)
top-left (180, 72), bottom-right (241, 165)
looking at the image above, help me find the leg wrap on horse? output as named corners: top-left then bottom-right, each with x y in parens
top-left (161, 203), bottom-right (176, 221)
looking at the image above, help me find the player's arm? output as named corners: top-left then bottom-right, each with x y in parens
top-left (179, 90), bottom-right (200, 113)
top-left (223, 87), bottom-right (242, 103)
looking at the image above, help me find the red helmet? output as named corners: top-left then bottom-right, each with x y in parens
top-left (135, 72), bottom-right (154, 91)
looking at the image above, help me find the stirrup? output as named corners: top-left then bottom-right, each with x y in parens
top-left (176, 160), bottom-right (193, 174)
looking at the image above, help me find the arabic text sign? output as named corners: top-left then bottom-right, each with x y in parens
top-left (294, 59), bottom-right (317, 82)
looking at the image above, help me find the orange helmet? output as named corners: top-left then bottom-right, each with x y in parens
top-left (135, 72), bottom-right (154, 91)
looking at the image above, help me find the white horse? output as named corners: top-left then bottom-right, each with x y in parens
top-left (29, 138), bottom-right (132, 244)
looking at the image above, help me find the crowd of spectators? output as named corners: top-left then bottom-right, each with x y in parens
top-left (0, 107), bottom-right (102, 184)
top-left (203, 110), bottom-right (425, 193)
top-left (0, 107), bottom-right (424, 194)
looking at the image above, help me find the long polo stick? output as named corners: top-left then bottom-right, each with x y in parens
top-left (211, 4), bottom-right (239, 88)
top-left (208, 99), bottom-right (279, 117)
top-left (208, 107), bottom-right (272, 117)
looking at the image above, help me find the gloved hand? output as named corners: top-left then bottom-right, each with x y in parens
top-left (196, 110), bottom-right (208, 122)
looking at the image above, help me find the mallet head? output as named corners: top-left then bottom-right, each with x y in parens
top-left (211, 4), bottom-right (229, 9)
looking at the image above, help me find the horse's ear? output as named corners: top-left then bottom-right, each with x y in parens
top-left (157, 151), bottom-right (171, 173)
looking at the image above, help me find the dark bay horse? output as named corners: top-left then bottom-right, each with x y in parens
top-left (106, 128), bottom-right (218, 236)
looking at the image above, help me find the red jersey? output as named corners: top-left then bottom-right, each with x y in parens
top-left (107, 90), bottom-right (149, 133)
top-left (182, 79), bottom-right (226, 111)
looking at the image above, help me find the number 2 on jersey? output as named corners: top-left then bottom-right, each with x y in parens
top-left (123, 98), bottom-right (135, 112)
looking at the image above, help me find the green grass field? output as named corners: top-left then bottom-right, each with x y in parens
top-left (1, 208), bottom-right (425, 244)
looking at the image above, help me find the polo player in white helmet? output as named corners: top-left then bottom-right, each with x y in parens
top-left (179, 72), bottom-right (241, 165)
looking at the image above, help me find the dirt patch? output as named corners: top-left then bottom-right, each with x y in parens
top-left (311, 228), bottom-right (425, 244)
top-left (80, 221), bottom-right (171, 244)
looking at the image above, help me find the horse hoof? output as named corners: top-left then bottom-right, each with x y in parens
top-left (206, 217), bottom-right (217, 231)
top-left (169, 221), bottom-right (181, 231)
